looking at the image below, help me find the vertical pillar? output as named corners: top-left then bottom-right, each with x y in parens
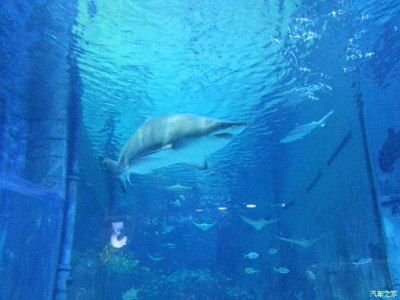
top-left (53, 30), bottom-right (82, 299)
top-left (53, 175), bottom-right (78, 300)
top-left (354, 83), bottom-right (393, 288)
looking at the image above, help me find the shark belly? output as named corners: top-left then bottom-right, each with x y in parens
top-left (127, 125), bottom-right (244, 175)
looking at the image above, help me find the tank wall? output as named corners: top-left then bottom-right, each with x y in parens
top-left (362, 74), bottom-right (400, 288)
top-left (0, 1), bottom-right (77, 299)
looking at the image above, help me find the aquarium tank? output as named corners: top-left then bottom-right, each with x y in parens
top-left (1, 0), bottom-right (400, 299)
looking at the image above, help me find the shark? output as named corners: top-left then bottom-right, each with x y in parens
top-left (166, 183), bottom-right (192, 192)
top-left (190, 215), bottom-right (216, 231)
top-left (280, 110), bottom-right (334, 143)
top-left (276, 233), bottom-right (328, 248)
top-left (240, 215), bottom-right (280, 230)
top-left (102, 114), bottom-right (246, 192)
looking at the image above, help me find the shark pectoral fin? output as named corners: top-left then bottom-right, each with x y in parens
top-left (170, 141), bottom-right (208, 169)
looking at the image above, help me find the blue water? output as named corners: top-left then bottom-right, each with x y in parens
top-left (1, 0), bottom-right (400, 299)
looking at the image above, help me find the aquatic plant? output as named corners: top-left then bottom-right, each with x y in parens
top-left (138, 269), bottom-right (224, 298)
top-left (100, 245), bottom-right (139, 274)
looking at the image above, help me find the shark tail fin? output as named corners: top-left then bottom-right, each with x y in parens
top-left (243, 254), bottom-right (247, 259)
top-left (101, 157), bottom-right (119, 175)
top-left (101, 158), bottom-right (131, 193)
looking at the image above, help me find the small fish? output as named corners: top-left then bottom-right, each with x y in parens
top-left (364, 52), bottom-right (375, 58)
top-left (148, 254), bottom-right (165, 261)
top-left (352, 258), bottom-right (372, 267)
top-left (162, 242), bottom-right (176, 249)
top-left (271, 201), bottom-right (295, 209)
top-left (245, 267), bottom-right (260, 274)
top-left (166, 183), bottom-right (192, 192)
top-left (170, 199), bottom-right (182, 207)
top-left (131, 259), bottom-right (140, 267)
top-left (273, 267), bottom-right (290, 274)
top-left (268, 248), bottom-right (278, 255)
top-left (244, 252), bottom-right (259, 259)
top-left (161, 225), bottom-right (175, 235)
top-left (141, 267), bottom-right (150, 272)
top-left (306, 269), bottom-right (316, 280)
